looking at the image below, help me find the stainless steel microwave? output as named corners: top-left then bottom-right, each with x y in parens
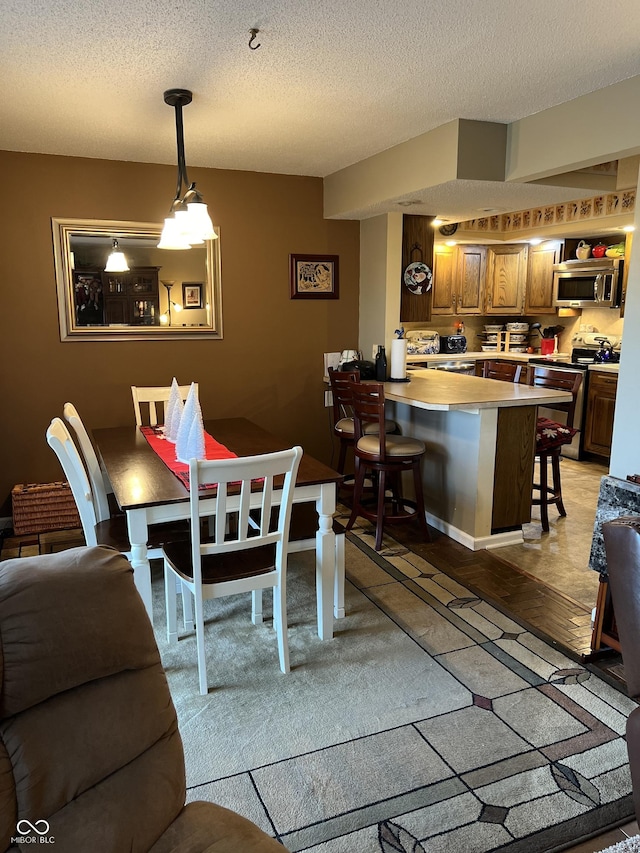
top-left (552, 257), bottom-right (623, 308)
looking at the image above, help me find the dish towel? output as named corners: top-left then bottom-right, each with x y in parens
top-left (164, 377), bottom-right (183, 443)
top-left (176, 382), bottom-right (205, 463)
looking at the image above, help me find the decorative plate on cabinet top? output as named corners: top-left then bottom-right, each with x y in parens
top-left (403, 262), bottom-right (432, 295)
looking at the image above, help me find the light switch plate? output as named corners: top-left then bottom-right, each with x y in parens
top-left (323, 351), bottom-right (341, 380)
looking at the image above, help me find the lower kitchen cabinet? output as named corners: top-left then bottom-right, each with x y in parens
top-left (583, 371), bottom-right (618, 458)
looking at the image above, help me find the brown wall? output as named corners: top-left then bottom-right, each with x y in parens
top-left (0, 151), bottom-right (360, 516)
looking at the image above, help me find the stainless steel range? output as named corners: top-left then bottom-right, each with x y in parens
top-left (529, 333), bottom-right (621, 459)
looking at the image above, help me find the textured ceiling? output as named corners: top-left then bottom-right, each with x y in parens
top-left (2, 0), bottom-right (640, 217)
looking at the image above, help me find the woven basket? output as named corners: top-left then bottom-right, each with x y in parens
top-left (11, 482), bottom-right (81, 536)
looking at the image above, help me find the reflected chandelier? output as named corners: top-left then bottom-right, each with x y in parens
top-left (158, 88), bottom-right (217, 250)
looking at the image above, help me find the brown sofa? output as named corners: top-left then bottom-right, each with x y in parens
top-left (0, 545), bottom-right (287, 852)
top-left (602, 516), bottom-right (640, 822)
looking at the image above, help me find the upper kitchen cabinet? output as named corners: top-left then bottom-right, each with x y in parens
top-left (524, 240), bottom-right (563, 315)
top-left (431, 245), bottom-right (485, 315)
top-left (485, 245), bottom-right (528, 315)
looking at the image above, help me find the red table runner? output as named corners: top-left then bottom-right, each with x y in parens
top-left (140, 426), bottom-right (238, 490)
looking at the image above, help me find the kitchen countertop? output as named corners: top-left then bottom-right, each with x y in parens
top-left (588, 363), bottom-right (620, 373)
top-left (407, 351), bottom-right (570, 364)
top-left (385, 369), bottom-right (572, 412)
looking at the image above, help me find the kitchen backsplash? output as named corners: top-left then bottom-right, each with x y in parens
top-left (403, 308), bottom-right (624, 354)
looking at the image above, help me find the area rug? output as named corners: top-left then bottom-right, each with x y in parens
top-left (598, 837), bottom-right (640, 853)
top-left (154, 520), bottom-right (637, 853)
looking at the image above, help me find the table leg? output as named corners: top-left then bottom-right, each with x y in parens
top-left (316, 483), bottom-right (337, 640)
top-left (126, 508), bottom-right (153, 623)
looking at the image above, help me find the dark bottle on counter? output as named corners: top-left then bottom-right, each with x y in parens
top-left (375, 345), bottom-right (387, 381)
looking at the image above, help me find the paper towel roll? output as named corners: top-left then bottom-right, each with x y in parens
top-left (390, 338), bottom-right (407, 380)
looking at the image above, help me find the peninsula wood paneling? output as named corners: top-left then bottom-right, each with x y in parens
top-left (492, 405), bottom-right (537, 530)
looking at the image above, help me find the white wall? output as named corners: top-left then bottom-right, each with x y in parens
top-left (610, 164), bottom-right (640, 478)
top-left (359, 214), bottom-right (403, 360)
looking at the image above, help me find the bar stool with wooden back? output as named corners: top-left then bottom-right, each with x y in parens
top-left (345, 381), bottom-right (430, 551)
top-left (328, 368), bottom-right (396, 479)
top-left (527, 365), bottom-right (583, 532)
top-left (482, 360), bottom-right (522, 383)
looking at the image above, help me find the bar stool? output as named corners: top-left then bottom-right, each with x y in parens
top-left (482, 360), bottom-right (522, 383)
top-left (345, 381), bottom-right (430, 551)
top-left (527, 366), bottom-right (583, 532)
top-left (328, 368), bottom-right (396, 478)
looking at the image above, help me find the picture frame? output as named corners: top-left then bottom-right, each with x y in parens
top-left (182, 282), bottom-right (203, 309)
top-left (289, 254), bottom-right (339, 300)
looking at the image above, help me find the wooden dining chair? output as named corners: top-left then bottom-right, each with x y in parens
top-left (162, 446), bottom-right (303, 695)
top-left (328, 368), bottom-right (396, 477)
top-left (131, 383), bottom-right (197, 427)
top-left (482, 360), bottom-right (522, 383)
top-left (345, 381), bottom-right (430, 551)
top-left (527, 366), bottom-right (583, 532)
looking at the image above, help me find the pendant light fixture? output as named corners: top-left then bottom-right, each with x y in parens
top-left (104, 239), bottom-right (129, 272)
top-left (158, 88), bottom-right (217, 250)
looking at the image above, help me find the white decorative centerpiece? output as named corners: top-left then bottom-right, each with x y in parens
top-left (164, 378), bottom-right (182, 442)
top-left (175, 383), bottom-right (205, 463)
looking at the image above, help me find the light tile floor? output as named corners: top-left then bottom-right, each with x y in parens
top-left (495, 456), bottom-right (609, 611)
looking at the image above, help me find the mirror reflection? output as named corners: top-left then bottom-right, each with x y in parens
top-left (52, 218), bottom-right (222, 341)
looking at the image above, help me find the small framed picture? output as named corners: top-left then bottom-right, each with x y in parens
top-left (182, 282), bottom-right (203, 309)
top-left (289, 254), bottom-right (339, 300)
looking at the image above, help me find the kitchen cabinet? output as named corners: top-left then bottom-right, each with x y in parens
top-left (485, 244), bottom-right (528, 315)
top-left (584, 371), bottom-right (618, 458)
top-left (431, 245), bottom-right (485, 315)
top-left (102, 267), bottom-right (160, 326)
top-left (524, 240), bottom-right (562, 315)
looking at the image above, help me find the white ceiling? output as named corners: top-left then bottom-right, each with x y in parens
top-left (3, 0), bottom-right (640, 219)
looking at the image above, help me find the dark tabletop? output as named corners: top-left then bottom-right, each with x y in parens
top-left (93, 417), bottom-right (343, 511)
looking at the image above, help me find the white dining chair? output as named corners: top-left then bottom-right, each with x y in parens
top-left (63, 402), bottom-right (114, 521)
top-left (47, 417), bottom-right (194, 629)
top-left (131, 384), bottom-right (197, 427)
top-left (250, 502), bottom-right (346, 623)
top-left (46, 418), bottom-right (107, 549)
top-left (162, 445), bottom-right (303, 695)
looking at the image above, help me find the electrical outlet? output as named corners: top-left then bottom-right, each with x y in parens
top-left (324, 390), bottom-right (333, 407)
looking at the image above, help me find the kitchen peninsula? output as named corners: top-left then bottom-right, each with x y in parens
top-left (384, 370), bottom-right (572, 550)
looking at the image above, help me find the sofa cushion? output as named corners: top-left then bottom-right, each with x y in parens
top-left (0, 546), bottom-right (185, 852)
top-left (149, 801), bottom-right (286, 853)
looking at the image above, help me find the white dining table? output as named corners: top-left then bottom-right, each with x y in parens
top-left (93, 417), bottom-right (343, 640)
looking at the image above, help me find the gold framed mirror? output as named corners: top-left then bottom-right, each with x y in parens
top-left (52, 218), bottom-right (222, 341)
